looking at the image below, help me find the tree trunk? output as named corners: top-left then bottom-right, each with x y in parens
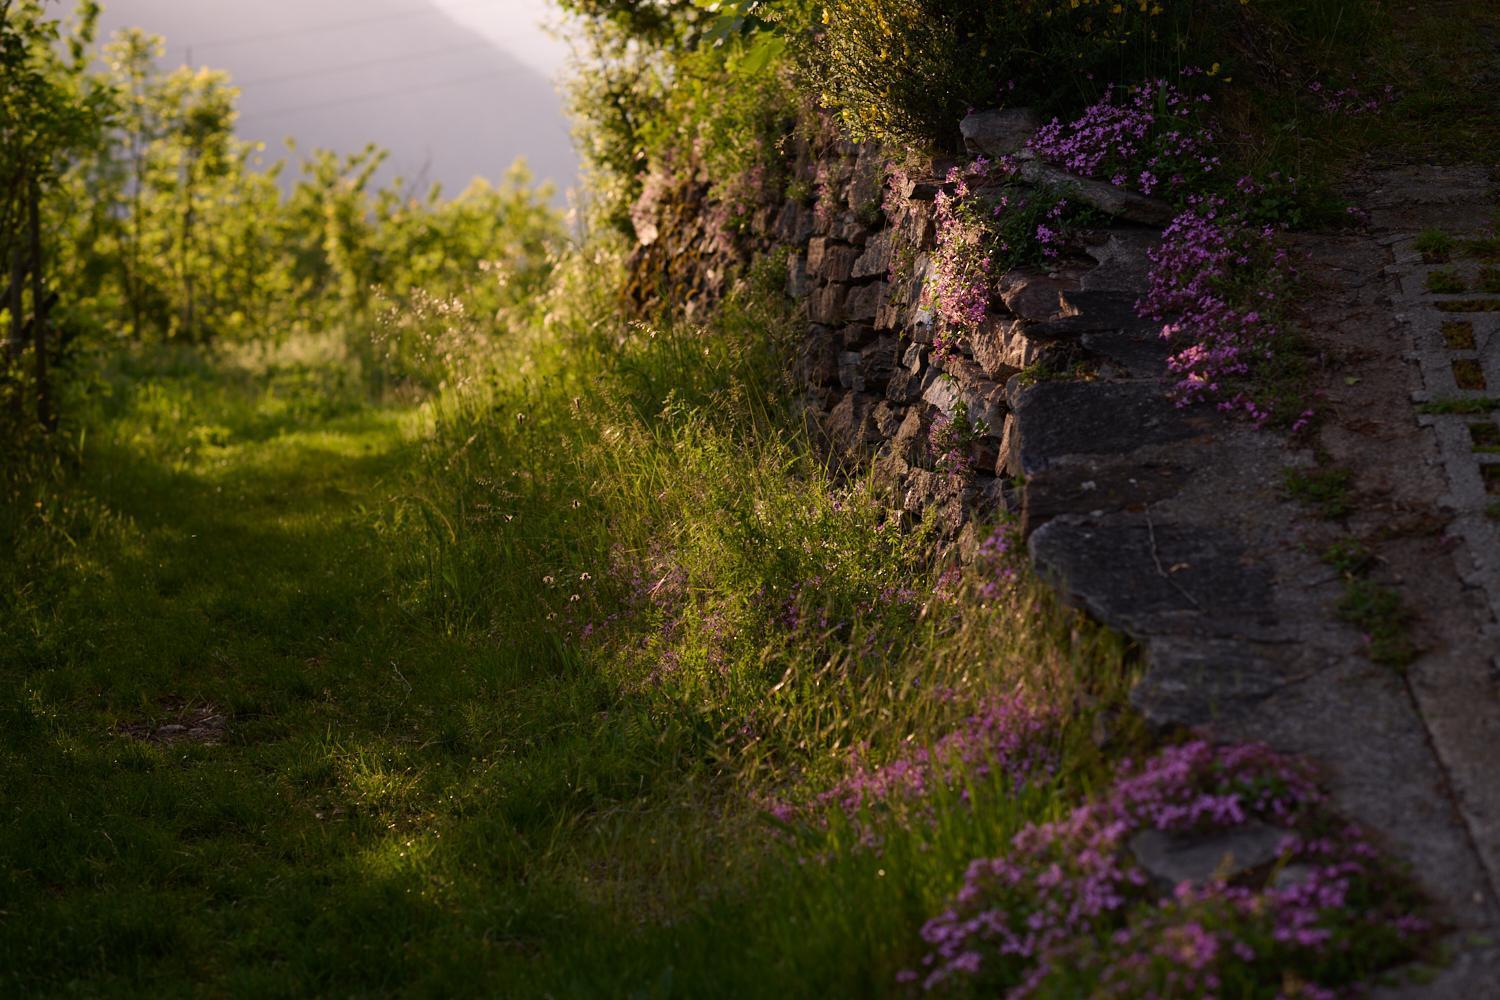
top-left (180, 151), bottom-right (196, 342)
top-left (129, 131), bottom-right (145, 339)
top-left (5, 241), bottom-right (23, 365)
top-left (27, 178), bottom-right (52, 430)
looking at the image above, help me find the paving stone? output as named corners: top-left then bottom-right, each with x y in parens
top-left (1021, 460), bottom-right (1188, 536)
top-left (853, 230), bottom-right (893, 279)
top-left (1005, 380), bottom-right (1196, 475)
top-left (1129, 821), bottom-right (1290, 890)
top-left (808, 283), bottom-right (848, 325)
top-left (1058, 289), bottom-right (1151, 331)
top-left (847, 142), bottom-right (887, 213)
top-left (1080, 229), bottom-right (1161, 292)
top-left (845, 281), bottom-right (886, 323)
top-left (1132, 637), bottom-right (1296, 728)
top-left (837, 351), bottom-right (865, 391)
top-left (1081, 327), bottom-right (1174, 376)
top-left (1029, 515), bottom-right (1276, 638)
top-left (860, 336), bottom-right (899, 393)
top-left (972, 316), bottom-right (1047, 375)
top-left (829, 210), bottom-right (873, 245)
top-left (818, 243), bottom-right (862, 282)
top-left (786, 252), bottom-right (811, 299)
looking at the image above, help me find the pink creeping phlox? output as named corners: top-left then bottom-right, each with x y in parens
top-left (908, 741), bottom-right (1429, 996)
top-left (1027, 78), bottom-right (1220, 198)
top-left (766, 693), bottom-right (1058, 850)
top-left (1138, 195), bottom-right (1293, 419)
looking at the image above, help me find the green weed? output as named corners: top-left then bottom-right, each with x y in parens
top-left (1417, 397), bottom-right (1500, 415)
top-left (1442, 321), bottom-right (1476, 350)
top-left (1435, 298), bottom-right (1500, 313)
top-left (1426, 270), bottom-right (1467, 294)
top-left (1413, 229), bottom-right (1454, 262)
top-left (1461, 237), bottom-right (1500, 263)
top-left (1284, 465), bottom-right (1355, 519)
top-left (1321, 537), bottom-right (1375, 577)
top-left (1337, 580), bottom-right (1418, 670)
top-left (1452, 359), bottom-right (1489, 391)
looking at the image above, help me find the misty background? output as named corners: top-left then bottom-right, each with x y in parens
top-left (93, 0), bottom-right (580, 200)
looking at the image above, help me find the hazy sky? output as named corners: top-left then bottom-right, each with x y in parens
top-left (429, 0), bottom-right (570, 76)
top-left (94, 0), bottom-right (580, 199)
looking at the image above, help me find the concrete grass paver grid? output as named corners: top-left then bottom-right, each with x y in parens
top-left (1402, 258), bottom-right (1500, 620)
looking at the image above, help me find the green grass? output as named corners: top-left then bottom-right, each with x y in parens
top-left (1337, 580), bottom-right (1418, 670)
top-left (1417, 397), bottom-right (1500, 415)
top-left (1415, 229), bottom-right (1455, 262)
top-left (1317, 534), bottom-right (1416, 671)
top-left (1413, 232), bottom-right (1500, 265)
top-left (0, 255), bottom-right (1141, 996)
top-left (1426, 270), bottom-right (1467, 294)
top-left (1285, 465), bottom-right (1355, 520)
top-left (1435, 298), bottom-right (1500, 313)
top-left (1442, 320), bottom-right (1476, 350)
top-left (1464, 237), bottom-right (1500, 264)
top-left (1321, 537), bottom-right (1375, 577)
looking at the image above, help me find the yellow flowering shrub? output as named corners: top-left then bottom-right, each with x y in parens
top-left (803, 0), bottom-right (1212, 149)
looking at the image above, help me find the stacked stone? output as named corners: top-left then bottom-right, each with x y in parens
top-left (779, 111), bottom-right (1185, 550)
top-left (626, 109), bottom-right (1182, 551)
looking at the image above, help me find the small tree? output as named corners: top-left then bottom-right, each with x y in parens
top-left (0, 0), bottom-right (110, 431)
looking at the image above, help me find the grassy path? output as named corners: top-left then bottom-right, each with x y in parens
top-left (0, 350), bottom-right (665, 995)
top-left (5, 282), bottom-right (1435, 996)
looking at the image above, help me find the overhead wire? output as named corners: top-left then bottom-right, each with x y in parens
top-left (233, 39), bottom-right (501, 88)
top-left (236, 69), bottom-right (517, 123)
top-left (187, 0), bottom-right (509, 51)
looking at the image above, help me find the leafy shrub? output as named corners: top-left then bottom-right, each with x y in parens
top-left (804, 0), bottom-right (1202, 149)
top-left (563, 4), bottom-right (805, 236)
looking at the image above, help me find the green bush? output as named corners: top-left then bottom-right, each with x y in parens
top-left (804, 0), bottom-right (1206, 149)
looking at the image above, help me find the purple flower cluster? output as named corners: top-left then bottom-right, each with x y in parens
top-left (1110, 740), bottom-right (1321, 832)
top-left (929, 162), bottom-right (999, 333)
top-left (1028, 79), bottom-right (1220, 198)
top-left (1138, 195), bottom-right (1292, 417)
top-left (910, 741), bottom-right (1428, 996)
top-left (1048, 825), bottom-right (1429, 999)
top-left (1308, 80), bottom-right (1397, 116)
top-left (927, 411), bottom-right (973, 479)
top-left (974, 525), bottom-right (1019, 603)
top-left (767, 694), bottom-right (1057, 845)
top-left (927, 158), bottom-right (1080, 341)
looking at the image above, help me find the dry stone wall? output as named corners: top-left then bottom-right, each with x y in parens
top-left (627, 111), bottom-right (1188, 558)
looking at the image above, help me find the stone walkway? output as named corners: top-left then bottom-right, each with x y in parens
top-left (1028, 164), bottom-right (1500, 992)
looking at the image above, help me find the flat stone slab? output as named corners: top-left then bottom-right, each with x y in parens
top-left (1029, 514), bottom-right (1276, 637)
top-left (1017, 160), bottom-right (1176, 226)
top-left (1021, 460), bottom-right (1187, 536)
top-left (1059, 289), bottom-right (1153, 331)
top-left (960, 107), bottom-right (1042, 158)
top-left (1129, 820), bottom-right (1290, 889)
top-left (1006, 380), bottom-right (1196, 475)
top-left (1133, 636), bottom-right (1296, 728)
top-left (1080, 229), bottom-right (1160, 293)
top-left (1080, 327), bottom-right (1175, 376)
